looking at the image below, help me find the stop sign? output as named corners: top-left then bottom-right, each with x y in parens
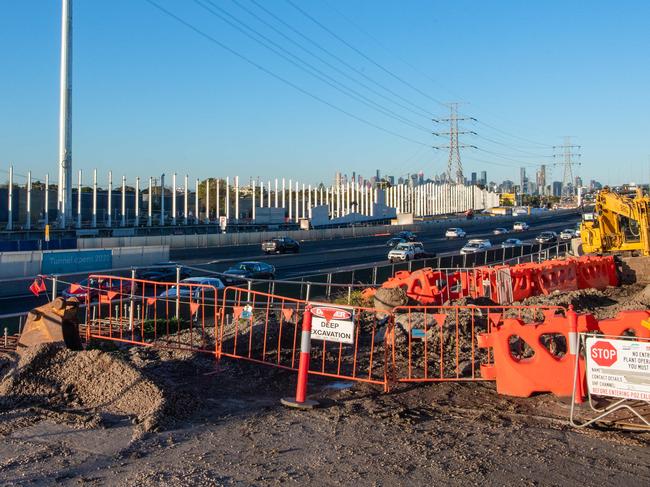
top-left (590, 341), bottom-right (618, 367)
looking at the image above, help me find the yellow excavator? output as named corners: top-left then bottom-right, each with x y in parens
top-left (580, 187), bottom-right (650, 256)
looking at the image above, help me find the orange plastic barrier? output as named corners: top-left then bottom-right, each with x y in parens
top-left (478, 309), bottom-right (589, 398)
top-left (478, 308), bottom-right (650, 399)
top-left (574, 255), bottom-right (618, 289)
top-left (377, 256), bottom-right (619, 306)
top-left (381, 268), bottom-right (462, 305)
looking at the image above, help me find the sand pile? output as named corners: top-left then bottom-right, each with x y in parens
top-left (0, 344), bottom-right (165, 435)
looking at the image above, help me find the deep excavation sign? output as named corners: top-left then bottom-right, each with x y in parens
top-left (309, 304), bottom-right (355, 345)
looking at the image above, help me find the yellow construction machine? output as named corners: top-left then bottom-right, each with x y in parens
top-left (580, 187), bottom-right (650, 256)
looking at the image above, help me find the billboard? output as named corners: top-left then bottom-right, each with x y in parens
top-left (42, 249), bottom-right (112, 274)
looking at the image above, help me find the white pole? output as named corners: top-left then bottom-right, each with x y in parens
top-left (308, 184), bottom-right (312, 219)
top-left (6, 165), bottom-right (12, 230)
top-left (58, 0), bottom-right (73, 227)
top-left (205, 179), bottom-right (210, 223)
top-left (260, 178), bottom-right (264, 208)
top-left (91, 170), bottom-right (96, 227)
top-left (26, 171), bottom-right (32, 230)
top-left (107, 170), bottom-right (112, 227)
top-left (252, 179), bottom-right (256, 221)
top-left (295, 182), bottom-right (299, 222)
top-left (225, 176), bottom-right (230, 220)
top-left (288, 179), bottom-right (293, 221)
top-left (302, 183), bottom-right (306, 218)
top-left (267, 180), bottom-right (271, 208)
top-left (184, 174), bottom-right (188, 225)
top-left (194, 178), bottom-right (199, 224)
top-left (281, 178), bottom-right (286, 213)
top-left (235, 176), bottom-right (240, 221)
top-left (216, 178), bottom-right (220, 218)
top-left (147, 176), bottom-right (152, 227)
top-left (160, 173), bottom-right (165, 226)
top-left (172, 173), bottom-right (177, 225)
top-left (274, 178), bottom-right (278, 208)
top-left (45, 173), bottom-right (49, 226)
top-left (121, 175), bottom-right (126, 227)
top-left (76, 169), bottom-right (81, 228)
top-left (135, 177), bottom-right (140, 225)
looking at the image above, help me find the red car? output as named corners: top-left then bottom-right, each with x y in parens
top-left (62, 278), bottom-right (137, 301)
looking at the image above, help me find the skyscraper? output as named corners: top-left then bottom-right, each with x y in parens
top-left (471, 172), bottom-right (477, 185)
top-left (480, 171), bottom-right (487, 185)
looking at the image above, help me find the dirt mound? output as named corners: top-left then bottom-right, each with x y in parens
top-left (0, 344), bottom-right (165, 436)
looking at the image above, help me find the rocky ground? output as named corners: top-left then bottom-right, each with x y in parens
top-left (0, 283), bottom-right (649, 486)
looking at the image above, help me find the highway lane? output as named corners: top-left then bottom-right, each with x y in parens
top-left (0, 212), bottom-right (579, 317)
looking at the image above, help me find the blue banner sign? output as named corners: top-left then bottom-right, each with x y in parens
top-left (41, 250), bottom-right (112, 274)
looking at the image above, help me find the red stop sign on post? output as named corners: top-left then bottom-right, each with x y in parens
top-left (590, 341), bottom-right (618, 367)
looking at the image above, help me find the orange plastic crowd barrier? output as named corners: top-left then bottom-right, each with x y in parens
top-left (376, 256), bottom-right (619, 305)
top-left (478, 307), bottom-right (650, 400)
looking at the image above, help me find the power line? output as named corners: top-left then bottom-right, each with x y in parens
top-left (235, 0), bottom-right (434, 120)
top-left (284, 0), bottom-right (446, 109)
top-left (143, 0), bottom-right (431, 147)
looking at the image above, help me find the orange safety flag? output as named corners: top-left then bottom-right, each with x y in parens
top-left (146, 297), bottom-right (157, 306)
top-left (69, 283), bottom-right (80, 294)
top-left (29, 278), bottom-right (46, 296)
top-left (233, 306), bottom-right (243, 321)
top-left (100, 291), bottom-right (118, 303)
top-left (189, 301), bottom-right (200, 315)
top-left (281, 308), bottom-right (294, 321)
top-left (431, 313), bottom-right (448, 328)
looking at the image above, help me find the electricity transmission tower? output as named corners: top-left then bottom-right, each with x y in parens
top-left (553, 136), bottom-right (581, 199)
top-left (433, 103), bottom-right (476, 184)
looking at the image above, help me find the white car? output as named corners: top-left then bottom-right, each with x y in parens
top-left (493, 227), bottom-right (509, 235)
top-left (445, 228), bottom-right (466, 239)
top-left (560, 229), bottom-right (577, 240)
top-left (513, 222), bottom-right (529, 231)
top-left (501, 238), bottom-right (523, 248)
top-left (388, 242), bottom-right (426, 262)
top-left (460, 239), bottom-right (492, 254)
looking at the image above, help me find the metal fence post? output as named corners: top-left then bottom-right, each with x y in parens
top-left (372, 266), bottom-right (377, 285)
top-left (305, 283), bottom-right (311, 302)
top-left (52, 276), bottom-right (58, 299)
top-left (247, 280), bottom-right (252, 303)
top-left (175, 266), bottom-right (181, 319)
top-left (326, 273), bottom-right (332, 299)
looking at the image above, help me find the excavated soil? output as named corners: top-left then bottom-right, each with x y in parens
top-left (1, 284), bottom-right (650, 485)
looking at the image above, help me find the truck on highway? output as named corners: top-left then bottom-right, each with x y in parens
top-left (387, 242), bottom-right (427, 262)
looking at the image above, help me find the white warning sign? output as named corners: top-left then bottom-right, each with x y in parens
top-left (586, 336), bottom-right (650, 401)
top-left (309, 304), bottom-right (355, 345)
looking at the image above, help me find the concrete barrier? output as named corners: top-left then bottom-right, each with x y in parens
top-left (69, 210), bottom-right (578, 251)
top-left (0, 245), bottom-right (170, 280)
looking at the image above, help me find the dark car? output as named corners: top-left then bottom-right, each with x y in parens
top-left (396, 231), bottom-right (417, 241)
top-left (222, 261), bottom-right (276, 284)
top-left (535, 231), bottom-right (558, 244)
top-left (135, 262), bottom-right (191, 283)
top-left (261, 237), bottom-right (300, 254)
top-left (386, 237), bottom-right (407, 247)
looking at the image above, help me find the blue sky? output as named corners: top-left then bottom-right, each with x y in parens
top-left (1, 0), bottom-right (649, 186)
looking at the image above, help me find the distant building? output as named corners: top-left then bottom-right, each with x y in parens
top-left (471, 172), bottom-right (477, 185)
top-left (536, 165), bottom-right (546, 195)
top-left (520, 168), bottom-right (528, 195)
top-left (575, 176), bottom-right (583, 188)
top-left (552, 181), bottom-right (563, 197)
top-left (387, 176), bottom-right (395, 185)
top-left (480, 171), bottom-right (487, 186)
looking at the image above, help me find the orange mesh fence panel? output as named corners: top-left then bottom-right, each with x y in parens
top-left (217, 286), bottom-right (307, 372)
top-left (390, 305), bottom-right (564, 383)
top-left (84, 274), bottom-right (220, 354)
top-left (218, 287), bottom-right (390, 387)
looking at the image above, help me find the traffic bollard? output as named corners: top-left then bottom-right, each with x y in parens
top-left (281, 306), bottom-right (319, 409)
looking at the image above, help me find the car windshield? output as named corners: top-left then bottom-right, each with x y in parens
top-left (465, 243), bottom-right (480, 249)
top-left (448, 228), bottom-right (457, 232)
top-left (395, 244), bottom-right (410, 250)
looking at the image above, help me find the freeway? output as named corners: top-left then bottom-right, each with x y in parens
top-left (0, 212), bottom-right (579, 318)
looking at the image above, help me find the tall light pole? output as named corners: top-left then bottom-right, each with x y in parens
top-left (58, 0), bottom-right (73, 227)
